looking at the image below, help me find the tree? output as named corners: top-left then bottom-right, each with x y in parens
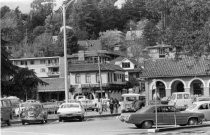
top-left (142, 20), bottom-right (160, 46)
top-left (145, 0), bottom-right (210, 57)
top-left (1, 6), bottom-right (11, 18)
top-left (55, 29), bottom-right (79, 56)
top-left (99, 30), bottom-right (125, 51)
top-left (1, 38), bottom-right (47, 99)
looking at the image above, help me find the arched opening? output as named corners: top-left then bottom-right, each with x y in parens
top-left (152, 81), bottom-right (166, 99)
top-left (190, 80), bottom-right (204, 96)
top-left (171, 81), bottom-right (184, 94)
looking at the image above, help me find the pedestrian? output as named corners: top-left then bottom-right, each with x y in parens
top-left (97, 98), bottom-right (102, 115)
top-left (109, 98), bottom-right (114, 114)
top-left (114, 98), bottom-right (119, 114)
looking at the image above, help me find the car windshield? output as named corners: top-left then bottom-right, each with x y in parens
top-left (61, 104), bottom-right (79, 108)
top-left (24, 104), bottom-right (42, 110)
top-left (187, 104), bottom-right (197, 110)
top-left (125, 96), bottom-right (137, 101)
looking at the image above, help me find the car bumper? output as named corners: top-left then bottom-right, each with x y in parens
top-left (21, 117), bottom-right (44, 122)
top-left (58, 113), bottom-right (83, 118)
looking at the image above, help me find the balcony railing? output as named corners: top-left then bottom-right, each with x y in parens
top-left (47, 72), bottom-right (60, 76)
top-left (46, 63), bottom-right (59, 67)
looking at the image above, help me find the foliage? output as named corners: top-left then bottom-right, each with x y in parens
top-left (142, 20), bottom-right (160, 46)
top-left (99, 30), bottom-right (125, 51)
top-left (145, 0), bottom-right (210, 56)
top-left (56, 29), bottom-right (79, 56)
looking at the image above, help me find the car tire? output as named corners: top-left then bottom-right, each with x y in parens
top-left (79, 116), bottom-right (84, 121)
top-left (142, 121), bottom-right (153, 129)
top-left (135, 124), bottom-right (142, 128)
top-left (188, 118), bottom-right (198, 125)
top-left (59, 117), bottom-right (62, 122)
top-left (45, 119), bottom-right (48, 123)
top-left (22, 121), bottom-right (25, 125)
top-left (7, 120), bottom-right (11, 126)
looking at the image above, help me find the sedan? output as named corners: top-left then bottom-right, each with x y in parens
top-left (57, 102), bottom-right (85, 122)
top-left (118, 105), bottom-right (204, 129)
top-left (186, 101), bottom-right (210, 121)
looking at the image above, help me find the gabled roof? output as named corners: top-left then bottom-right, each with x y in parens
top-left (110, 56), bottom-right (139, 66)
top-left (69, 63), bottom-right (124, 72)
top-left (38, 78), bottom-right (65, 92)
top-left (142, 57), bottom-right (210, 78)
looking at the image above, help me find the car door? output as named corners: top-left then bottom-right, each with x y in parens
top-left (197, 103), bottom-right (210, 121)
top-left (161, 106), bottom-right (176, 125)
top-left (154, 106), bottom-right (164, 124)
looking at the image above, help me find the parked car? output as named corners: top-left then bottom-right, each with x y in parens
top-left (1, 98), bottom-right (12, 126)
top-left (120, 93), bottom-right (145, 113)
top-left (57, 102), bottom-right (85, 122)
top-left (118, 105), bottom-right (204, 129)
top-left (21, 103), bottom-right (48, 125)
top-left (194, 96), bottom-right (210, 102)
top-left (79, 99), bottom-right (97, 111)
top-left (186, 101), bottom-right (210, 121)
top-left (168, 92), bottom-right (193, 110)
top-left (6, 96), bottom-right (21, 116)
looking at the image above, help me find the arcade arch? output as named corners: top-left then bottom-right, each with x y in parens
top-left (189, 79), bottom-right (204, 95)
top-left (170, 79), bottom-right (186, 94)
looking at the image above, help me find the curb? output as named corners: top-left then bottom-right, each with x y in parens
top-left (148, 124), bottom-right (210, 133)
top-left (10, 114), bottom-right (121, 124)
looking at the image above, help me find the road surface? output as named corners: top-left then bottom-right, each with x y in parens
top-left (1, 117), bottom-right (210, 135)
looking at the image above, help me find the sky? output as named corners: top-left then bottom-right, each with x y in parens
top-left (0, 0), bottom-right (33, 13)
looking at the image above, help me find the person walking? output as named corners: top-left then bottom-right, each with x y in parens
top-left (109, 98), bottom-right (114, 114)
top-left (114, 98), bottom-right (119, 114)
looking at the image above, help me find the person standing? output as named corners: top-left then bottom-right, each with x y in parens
top-left (97, 98), bottom-right (102, 115)
top-left (114, 98), bottom-right (119, 114)
top-left (109, 98), bottom-right (114, 114)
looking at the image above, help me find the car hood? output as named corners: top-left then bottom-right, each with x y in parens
top-left (57, 108), bottom-right (82, 114)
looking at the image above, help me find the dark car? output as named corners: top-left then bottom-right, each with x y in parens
top-left (21, 103), bottom-right (48, 125)
top-left (118, 105), bottom-right (204, 129)
top-left (1, 98), bottom-right (13, 126)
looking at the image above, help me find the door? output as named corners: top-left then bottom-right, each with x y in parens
top-left (198, 103), bottom-right (210, 121)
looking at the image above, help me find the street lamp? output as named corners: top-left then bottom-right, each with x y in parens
top-left (42, 0), bottom-right (76, 103)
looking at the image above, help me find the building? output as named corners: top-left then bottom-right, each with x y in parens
top-left (11, 56), bottom-right (63, 78)
top-left (141, 57), bottom-right (210, 105)
top-left (110, 57), bottom-right (142, 81)
top-left (69, 63), bottom-right (126, 100)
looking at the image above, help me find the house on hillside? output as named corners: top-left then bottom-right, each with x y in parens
top-left (141, 57), bottom-right (210, 105)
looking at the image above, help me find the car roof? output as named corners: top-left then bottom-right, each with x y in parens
top-left (193, 101), bottom-right (210, 105)
top-left (122, 93), bottom-right (141, 97)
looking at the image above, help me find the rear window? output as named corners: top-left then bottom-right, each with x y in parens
top-left (125, 97), bottom-right (137, 101)
top-left (177, 94), bottom-right (183, 99)
top-left (61, 104), bottom-right (79, 108)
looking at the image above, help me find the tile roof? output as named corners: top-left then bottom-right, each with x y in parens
top-left (38, 78), bottom-right (65, 92)
top-left (141, 57), bottom-right (210, 78)
top-left (69, 63), bottom-right (124, 72)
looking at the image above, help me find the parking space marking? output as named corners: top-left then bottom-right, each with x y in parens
top-left (1, 131), bottom-right (64, 135)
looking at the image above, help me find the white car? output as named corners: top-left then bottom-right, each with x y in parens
top-left (186, 101), bottom-right (210, 121)
top-left (57, 102), bottom-right (85, 122)
top-left (79, 99), bottom-right (97, 111)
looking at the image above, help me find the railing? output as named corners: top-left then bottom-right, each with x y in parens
top-left (47, 72), bottom-right (60, 76)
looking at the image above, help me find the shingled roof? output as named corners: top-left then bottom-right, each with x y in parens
top-left (142, 57), bottom-right (210, 78)
top-left (38, 78), bottom-right (65, 92)
top-left (69, 63), bottom-right (124, 72)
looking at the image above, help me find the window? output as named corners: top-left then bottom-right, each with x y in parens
top-left (122, 62), bottom-right (130, 68)
top-left (75, 74), bottom-right (81, 84)
top-left (21, 61), bottom-right (27, 65)
top-left (40, 68), bottom-right (46, 72)
top-left (199, 103), bottom-right (209, 110)
top-left (159, 48), bottom-right (166, 58)
top-left (40, 60), bottom-right (45, 64)
top-left (86, 74), bottom-right (91, 83)
top-left (30, 60), bottom-right (34, 65)
top-left (177, 94), bottom-right (183, 99)
top-left (114, 73), bottom-right (117, 81)
top-left (96, 73), bottom-right (99, 83)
